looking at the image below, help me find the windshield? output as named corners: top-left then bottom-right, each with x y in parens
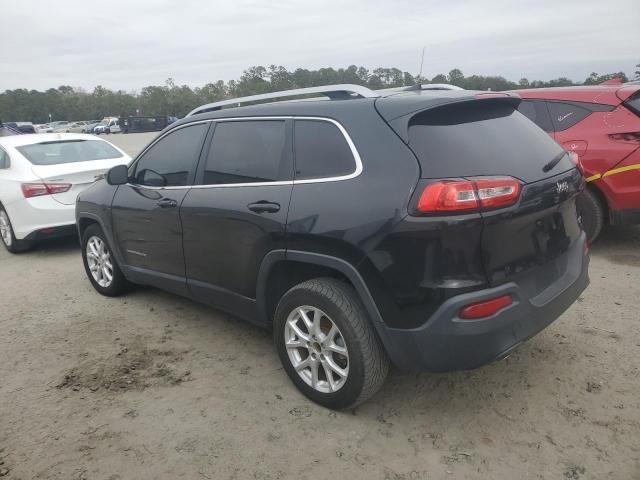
top-left (17, 139), bottom-right (123, 165)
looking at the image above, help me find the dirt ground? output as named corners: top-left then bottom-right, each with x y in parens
top-left (1, 133), bottom-right (639, 479)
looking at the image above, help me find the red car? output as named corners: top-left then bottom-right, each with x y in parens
top-left (513, 81), bottom-right (640, 241)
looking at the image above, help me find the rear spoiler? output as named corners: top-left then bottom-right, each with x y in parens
top-left (376, 92), bottom-right (521, 143)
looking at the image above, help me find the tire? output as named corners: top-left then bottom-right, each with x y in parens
top-left (0, 207), bottom-right (32, 253)
top-left (81, 224), bottom-right (131, 296)
top-left (576, 188), bottom-right (604, 243)
top-left (274, 278), bottom-right (389, 409)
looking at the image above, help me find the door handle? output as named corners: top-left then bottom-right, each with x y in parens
top-left (247, 201), bottom-right (280, 213)
top-left (157, 198), bottom-right (178, 208)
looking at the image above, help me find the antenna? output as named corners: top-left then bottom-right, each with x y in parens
top-left (418, 46), bottom-right (426, 81)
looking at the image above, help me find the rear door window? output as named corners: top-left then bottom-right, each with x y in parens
top-left (293, 120), bottom-right (356, 180)
top-left (547, 102), bottom-right (591, 131)
top-left (203, 120), bottom-right (290, 184)
top-left (133, 123), bottom-right (207, 187)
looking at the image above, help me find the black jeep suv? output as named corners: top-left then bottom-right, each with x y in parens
top-left (76, 84), bottom-right (589, 409)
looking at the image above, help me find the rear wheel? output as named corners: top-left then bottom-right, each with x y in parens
top-left (0, 207), bottom-right (32, 253)
top-left (274, 278), bottom-right (389, 409)
top-left (81, 224), bottom-right (130, 296)
top-left (576, 188), bottom-right (605, 243)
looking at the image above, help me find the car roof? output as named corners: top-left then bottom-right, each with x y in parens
top-left (0, 132), bottom-right (105, 148)
top-left (513, 84), bottom-right (640, 105)
top-left (173, 89), bottom-right (516, 129)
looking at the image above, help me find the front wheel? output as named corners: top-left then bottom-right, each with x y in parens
top-left (81, 224), bottom-right (130, 296)
top-left (274, 278), bottom-right (389, 409)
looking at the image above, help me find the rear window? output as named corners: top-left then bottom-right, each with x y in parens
top-left (408, 100), bottom-right (570, 183)
top-left (17, 140), bottom-right (123, 165)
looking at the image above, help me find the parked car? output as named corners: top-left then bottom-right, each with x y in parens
top-left (513, 83), bottom-right (640, 241)
top-left (62, 122), bottom-right (89, 133)
top-left (76, 84), bottom-right (589, 409)
top-left (35, 124), bottom-right (54, 133)
top-left (48, 121), bottom-right (69, 131)
top-left (119, 115), bottom-right (175, 134)
top-left (94, 118), bottom-right (120, 135)
top-left (3, 122), bottom-right (36, 134)
top-left (0, 133), bottom-right (130, 252)
top-left (82, 121), bottom-right (101, 134)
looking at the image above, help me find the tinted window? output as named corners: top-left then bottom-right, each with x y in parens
top-left (294, 120), bottom-right (355, 180)
top-left (16, 140), bottom-right (123, 165)
top-left (408, 100), bottom-right (570, 183)
top-left (625, 94), bottom-right (640, 115)
top-left (517, 100), bottom-right (553, 132)
top-left (203, 121), bottom-right (288, 184)
top-left (547, 102), bottom-right (591, 131)
top-left (134, 123), bottom-right (207, 187)
top-left (517, 101), bottom-right (537, 122)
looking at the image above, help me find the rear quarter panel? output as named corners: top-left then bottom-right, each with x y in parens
top-left (286, 106), bottom-right (419, 266)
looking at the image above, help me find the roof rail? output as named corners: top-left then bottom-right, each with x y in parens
top-left (187, 84), bottom-right (379, 117)
top-left (375, 83), bottom-right (464, 94)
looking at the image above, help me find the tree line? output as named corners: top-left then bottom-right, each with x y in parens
top-left (0, 64), bottom-right (637, 123)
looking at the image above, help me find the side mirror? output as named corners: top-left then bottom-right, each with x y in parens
top-left (106, 164), bottom-right (129, 185)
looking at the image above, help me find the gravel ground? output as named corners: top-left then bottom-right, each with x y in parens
top-left (0, 133), bottom-right (638, 479)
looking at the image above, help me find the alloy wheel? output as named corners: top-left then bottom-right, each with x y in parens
top-left (284, 306), bottom-right (349, 393)
top-left (0, 211), bottom-right (12, 247)
top-left (86, 236), bottom-right (114, 288)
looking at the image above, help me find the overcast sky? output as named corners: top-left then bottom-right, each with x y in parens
top-left (1, 0), bottom-right (638, 92)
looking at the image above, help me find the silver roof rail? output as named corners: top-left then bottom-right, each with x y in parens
top-left (375, 83), bottom-right (464, 94)
top-left (187, 84), bottom-right (379, 117)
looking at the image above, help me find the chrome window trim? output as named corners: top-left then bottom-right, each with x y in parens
top-left (127, 116), bottom-right (362, 190)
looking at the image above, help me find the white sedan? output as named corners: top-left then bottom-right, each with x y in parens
top-left (0, 133), bottom-right (130, 253)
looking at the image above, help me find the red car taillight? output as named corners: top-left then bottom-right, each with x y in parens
top-left (21, 183), bottom-right (71, 198)
top-left (459, 294), bottom-right (513, 319)
top-left (416, 177), bottom-right (520, 214)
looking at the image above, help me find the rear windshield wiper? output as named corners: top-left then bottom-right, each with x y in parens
top-left (542, 151), bottom-right (567, 173)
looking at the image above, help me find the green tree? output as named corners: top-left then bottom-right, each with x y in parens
top-left (1, 64), bottom-right (630, 122)
top-left (584, 71), bottom-right (628, 85)
top-left (447, 69), bottom-right (465, 86)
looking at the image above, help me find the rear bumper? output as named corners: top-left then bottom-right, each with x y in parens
top-left (378, 233), bottom-right (590, 372)
top-left (5, 196), bottom-right (76, 240)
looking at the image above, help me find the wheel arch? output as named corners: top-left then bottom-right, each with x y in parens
top-left (586, 182), bottom-right (610, 223)
top-left (76, 212), bottom-right (127, 268)
top-left (256, 250), bottom-right (400, 357)
top-left (77, 215), bottom-right (99, 237)
top-left (257, 250), bottom-right (383, 325)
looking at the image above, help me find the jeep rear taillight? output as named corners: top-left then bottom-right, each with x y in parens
top-left (416, 177), bottom-right (520, 214)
